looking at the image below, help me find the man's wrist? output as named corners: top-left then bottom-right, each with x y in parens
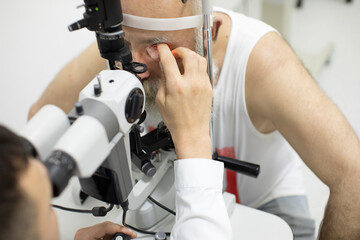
top-left (174, 135), bottom-right (212, 160)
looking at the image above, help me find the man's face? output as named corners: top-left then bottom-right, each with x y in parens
top-left (121, 0), bottom-right (202, 112)
top-left (20, 159), bottom-right (59, 240)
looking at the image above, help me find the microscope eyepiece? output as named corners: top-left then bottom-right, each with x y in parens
top-left (45, 151), bottom-right (77, 197)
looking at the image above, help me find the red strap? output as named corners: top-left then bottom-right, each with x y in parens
top-left (215, 147), bottom-right (241, 203)
top-left (225, 169), bottom-right (240, 203)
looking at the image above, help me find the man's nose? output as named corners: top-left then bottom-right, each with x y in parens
top-left (132, 51), bottom-right (150, 79)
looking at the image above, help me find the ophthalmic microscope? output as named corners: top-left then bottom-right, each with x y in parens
top-left (20, 0), bottom-right (269, 239)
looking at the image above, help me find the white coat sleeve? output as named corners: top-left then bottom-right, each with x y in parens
top-left (170, 159), bottom-right (232, 240)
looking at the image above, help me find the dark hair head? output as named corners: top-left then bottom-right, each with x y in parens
top-left (0, 125), bottom-right (38, 239)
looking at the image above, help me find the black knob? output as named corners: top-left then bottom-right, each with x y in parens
top-left (75, 102), bottom-right (84, 115)
top-left (94, 84), bottom-right (102, 96)
top-left (142, 162), bottom-right (156, 177)
top-left (132, 124), bottom-right (144, 134)
top-left (68, 18), bottom-right (88, 32)
top-left (125, 88), bottom-right (144, 123)
top-left (112, 233), bottom-right (130, 240)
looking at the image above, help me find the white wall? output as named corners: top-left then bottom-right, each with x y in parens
top-left (0, 0), bottom-right (93, 131)
top-left (214, 0), bottom-right (263, 19)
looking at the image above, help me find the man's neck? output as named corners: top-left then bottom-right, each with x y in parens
top-left (212, 12), bottom-right (232, 86)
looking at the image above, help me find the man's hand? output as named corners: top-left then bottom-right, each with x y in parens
top-left (74, 221), bottom-right (137, 240)
top-left (156, 44), bottom-right (212, 160)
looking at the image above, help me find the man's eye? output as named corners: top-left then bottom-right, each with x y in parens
top-left (146, 44), bottom-right (160, 60)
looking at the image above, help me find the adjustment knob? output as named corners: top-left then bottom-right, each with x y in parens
top-left (142, 162), bottom-right (156, 177)
top-left (75, 102), bottom-right (84, 115)
top-left (155, 232), bottom-right (167, 240)
top-left (94, 84), bottom-right (102, 96)
top-left (125, 88), bottom-right (144, 123)
top-left (111, 233), bottom-right (130, 240)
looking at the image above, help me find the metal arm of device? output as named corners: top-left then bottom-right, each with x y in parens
top-left (68, 0), bottom-right (146, 74)
top-left (202, 0), bottom-right (216, 155)
top-left (200, 1), bottom-right (260, 176)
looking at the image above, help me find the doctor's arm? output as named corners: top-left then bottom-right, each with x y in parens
top-left (246, 32), bottom-right (360, 239)
top-left (156, 44), bottom-right (232, 240)
top-left (28, 42), bottom-right (106, 119)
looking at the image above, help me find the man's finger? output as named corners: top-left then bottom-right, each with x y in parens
top-left (102, 222), bottom-right (137, 239)
top-left (156, 77), bottom-right (166, 107)
top-left (79, 221), bottom-right (137, 239)
top-left (158, 44), bottom-right (181, 83)
top-left (171, 47), bottom-right (201, 76)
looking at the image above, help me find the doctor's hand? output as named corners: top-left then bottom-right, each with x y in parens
top-left (156, 44), bottom-right (213, 160)
top-left (74, 221), bottom-right (137, 240)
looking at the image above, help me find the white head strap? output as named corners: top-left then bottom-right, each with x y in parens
top-left (122, 14), bottom-right (203, 31)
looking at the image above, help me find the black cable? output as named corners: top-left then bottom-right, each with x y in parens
top-left (52, 197), bottom-right (174, 236)
top-left (52, 204), bottom-right (92, 213)
top-left (148, 196), bottom-right (176, 216)
top-left (105, 204), bottom-right (114, 212)
top-left (122, 209), bottom-right (171, 236)
top-left (52, 203), bottom-right (114, 217)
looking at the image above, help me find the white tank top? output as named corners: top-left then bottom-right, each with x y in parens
top-left (213, 7), bottom-right (306, 208)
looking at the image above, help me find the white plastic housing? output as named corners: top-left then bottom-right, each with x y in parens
top-left (79, 70), bottom-right (145, 136)
top-left (53, 115), bottom-right (110, 177)
top-left (20, 105), bottom-right (70, 160)
top-left (128, 150), bottom-right (176, 210)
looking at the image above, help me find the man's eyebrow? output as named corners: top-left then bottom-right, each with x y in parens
top-left (135, 36), bottom-right (171, 45)
top-left (145, 37), bottom-right (170, 44)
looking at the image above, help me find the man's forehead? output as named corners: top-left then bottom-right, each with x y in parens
top-left (123, 27), bottom-right (175, 45)
top-left (121, 0), bottom-right (194, 18)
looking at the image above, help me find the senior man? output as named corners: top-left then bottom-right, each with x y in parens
top-left (29, 0), bottom-right (360, 239)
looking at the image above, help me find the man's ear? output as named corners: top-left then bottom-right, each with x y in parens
top-left (212, 16), bottom-right (223, 42)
